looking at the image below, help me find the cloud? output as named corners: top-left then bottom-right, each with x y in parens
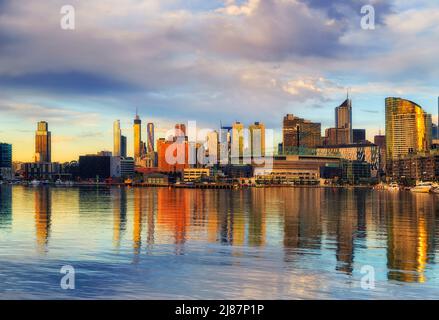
top-left (0, 100), bottom-right (101, 126)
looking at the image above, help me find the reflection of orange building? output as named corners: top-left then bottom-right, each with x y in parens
top-left (35, 188), bottom-right (51, 252)
top-left (133, 188), bottom-right (144, 255)
top-left (157, 189), bottom-right (191, 250)
top-left (157, 138), bottom-right (189, 172)
top-left (113, 188), bottom-right (127, 248)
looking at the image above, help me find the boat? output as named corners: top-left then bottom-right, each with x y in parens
top-left (388, 182), bottom-right (400, 191)
top-left (410, 182), bottom-right (434, 193)
top-left (30, 179), bottom-right (41, 186)
top-left (431, 187), bottom-right (439, 194)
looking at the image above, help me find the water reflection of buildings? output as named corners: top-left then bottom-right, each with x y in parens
top-left (0, 186), bottom-right (12, 229)
top-left (157, 189), bottom-right (190, 254)
top-left (35, 187), bottom-right (51, 253)
top-left (112, 188), bottom-right (127, 248)
top-left (283, 188), bottom-right (322, 262)
top-left (386, 193), bottom-right (436, 283)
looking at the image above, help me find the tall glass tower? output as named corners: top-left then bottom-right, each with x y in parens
top-left (335, 98), bottom-right (353, 144)
top-left (35, 121), bottom-right (51, 163)
top-left (113, 120), bottom-right (121, 157)
top-left (147, 123), bottom-right (155, 153)
top-left (385, 97), bottom-right (432, 160)
top-left (133, 111), bottom-right (142, 159)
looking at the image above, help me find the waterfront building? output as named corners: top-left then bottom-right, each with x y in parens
top-left (385, 97), bottom-right (432, 160)
top-left (221, 164), bottom-right (253, 179)
top-left (121, 135), bottom-right (127, 158)
top-left (253, 154), bottom-right (341, 185)
top-left (120, 157), bottom-right (135, 178)
top-left (23, 162), bottom-right (62, 180)
top-left (316, 143), bottom-right (380, 177)
top-left (113, 120), bottom-right (121, 157)
top-left (388, 154), bottom-right (439, 182)
top-left (341, 160), bottom-right (371, 185)
top-left (157, 138), bottom-right (189, 173)
top-left (282, 114), bottom-right (321, 153)
top-left (0, 143), bottom-right (12, 180)
top-left (133, 111), bottom-right (142, 160)
top-left (78, 155), bottom-right (120, 180)
top-left (35, 121), bottom-right (51, 163)
top-left (143, 173), bottom-right (169, 185)
top-left (183, 168), bottom-right (210, 182)
top-left (249, 122), bottom-right (265, 157)
top-left (147, 123), bottom-right (155, 153)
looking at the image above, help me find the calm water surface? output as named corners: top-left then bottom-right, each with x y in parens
top-left (0, 185), bottom-right (438, 299)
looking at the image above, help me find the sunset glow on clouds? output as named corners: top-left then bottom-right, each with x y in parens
top-left (0, 0), bottom-right (438, 161)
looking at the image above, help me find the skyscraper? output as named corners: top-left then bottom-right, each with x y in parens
top-left (385, 97), bottom-right (432, 160)
top-left (121, 135), bottom-right (127, 158)
top-left (231, 121), bottom-right (244, 158)
top-left (282, 114), bottom-right (321, 152)
top-left (335, 98), bottom-right (353, 143)
top-left (35, 121), bottom-right (51, 163)
top-left (249, 122), bottom-right (266, 157)
top-left (207, 130), bottom-right (219, 164)
top-left (133, 111), bottom-right (142, 159)
top-left (0, 143), bottom-right (12, 180)
top-left (147, 123), bottom-right (155, 153)
top-left (113, 120), bottom-right (121, 157)
top-left (0, 143), bottom-right (12, 168)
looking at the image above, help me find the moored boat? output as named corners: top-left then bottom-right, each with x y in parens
top-left (388, 182), bottom-right (400, 191)
top-left (410, 181), bottom-right (434, 193)
top-left (30, 179), bottom-right (41, 186)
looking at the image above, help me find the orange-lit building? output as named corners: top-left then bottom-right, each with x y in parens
top-left (157, 138), bottom-right (189, 172)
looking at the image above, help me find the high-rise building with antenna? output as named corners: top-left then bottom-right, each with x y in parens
top-left (133, 109), bottom-right (142, 160)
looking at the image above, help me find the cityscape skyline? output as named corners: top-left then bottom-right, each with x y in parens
top-left (1, 94), bottom-right (438, 163)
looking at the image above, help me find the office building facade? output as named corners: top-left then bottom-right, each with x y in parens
top-left (282, 114), bottom-right (321, 152)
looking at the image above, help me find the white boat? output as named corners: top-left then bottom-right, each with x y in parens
top-left (30, 179), bottom-right (41, 186)
top-left (410, 182), bottom-right (434, 193)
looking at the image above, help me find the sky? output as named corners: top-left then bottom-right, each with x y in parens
top-left (0, 0), bottom-right (438, 162)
